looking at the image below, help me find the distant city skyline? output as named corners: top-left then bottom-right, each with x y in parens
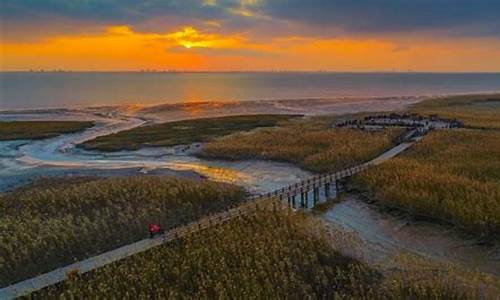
top-left (2, 1), bottom-right (500, 72)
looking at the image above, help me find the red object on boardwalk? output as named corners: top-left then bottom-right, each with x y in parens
top-left (148, 223), bottom-right (163, 238)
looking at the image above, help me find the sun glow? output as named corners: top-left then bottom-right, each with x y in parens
top-left (1, 24), bottom-right (500, 71)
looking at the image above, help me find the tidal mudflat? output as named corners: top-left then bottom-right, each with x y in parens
top-left (2, 95), bottom-right (499, 298)
top-left (0, 96), bottom-right (421, 193)
top-left (320, 194), bottom-right (500, 276)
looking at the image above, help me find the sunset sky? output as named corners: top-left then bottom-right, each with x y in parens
top-left (1, 0), bottom-right (500, 72)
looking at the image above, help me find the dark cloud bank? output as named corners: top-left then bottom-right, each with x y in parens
top-left (2, 0), bottom-right (499, 37)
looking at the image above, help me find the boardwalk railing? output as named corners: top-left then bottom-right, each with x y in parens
top-left (0, 138), bottom-right (416, 299)
top-left (0, 197), bottom-right (271, 299)
top-left (0, 163), bottom-right (372, 299)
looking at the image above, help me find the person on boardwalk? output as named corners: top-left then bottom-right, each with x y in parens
top-left (148, 223), bottom-right (164, 238)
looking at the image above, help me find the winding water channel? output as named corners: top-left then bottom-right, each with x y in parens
top-left (1, 107), bottom-right (498, 277)
top-left (0, 109), bottom-right (313, 193)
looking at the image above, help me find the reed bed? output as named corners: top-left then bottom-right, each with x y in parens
top-left (0, 121), bottom-right (94, 140)
top-left (33, 209), bottom-right (497, 299)
top-left (0, 176), bottom-right (245, 286)
top-left (33, 210), bottom-right (379, 298)
top-left (376, 253), bottom-right (500, 299)
top-left (410, 94), bottom-right (500, 129)
top-left (200, 120), bottom-right (403, 173)
top-left (355, 129), bottom-right (500, 238)
top-left (80, 114), bottom-right (299, 151)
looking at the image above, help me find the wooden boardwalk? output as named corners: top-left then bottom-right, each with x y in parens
top-left (0, 140), bottom-right (415, 299)
top-left (0, 198), bottom-right (268, 299)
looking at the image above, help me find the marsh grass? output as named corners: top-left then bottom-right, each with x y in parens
top-left (355, 129), bottom-right (500, 238)
top-left (32, 209), bottom-right (498, 299)
top-left (0, 121), bottom-right (94, 140)
top-left (375, 253), bottom-right (500, 299)
top-left (79, 114), bottom-right (300, 151)
top-left (200, 117), bottom-right (404, 173)
top-left (410, 94), bottom-right (500, 129)
top-left (33, 209), bottom-right (380, 299)
top-left (0, 176), bottom-right (246, 286)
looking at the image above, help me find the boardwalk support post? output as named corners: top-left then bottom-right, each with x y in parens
top-left (313, 187), bottom-right (319, 205)
top-left (325, 183), bottom-right (330, 199)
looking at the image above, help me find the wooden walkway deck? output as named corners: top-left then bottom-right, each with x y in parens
top-left (0, 140), bottom-right (415, 299)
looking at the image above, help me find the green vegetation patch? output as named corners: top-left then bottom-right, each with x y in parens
top-left (410, 94), bottom-right (500, 129)
top-left (0, 176), bottom-right (245, 286)
top-left (354, 129), bottom-right (500, 238)
top-left (79, 114), bottom-right (300, 151)
top-left (0, 121), bottom-right (94, 141)
top-left (200, 117), bottom-right (404, 173)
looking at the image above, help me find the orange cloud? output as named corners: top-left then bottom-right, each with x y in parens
top-left (166, 26), bottom-right (244, 49)
top-left (1, 26), bottom-right (254, 70)
top-left (1, 25), bottom-right (499, 71)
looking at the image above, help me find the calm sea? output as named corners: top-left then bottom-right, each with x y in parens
top-left (1, 72), bottom-right (499, 110)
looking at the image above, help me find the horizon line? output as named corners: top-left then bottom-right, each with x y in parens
top-left (1, 70), bottom-right (500, 74)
